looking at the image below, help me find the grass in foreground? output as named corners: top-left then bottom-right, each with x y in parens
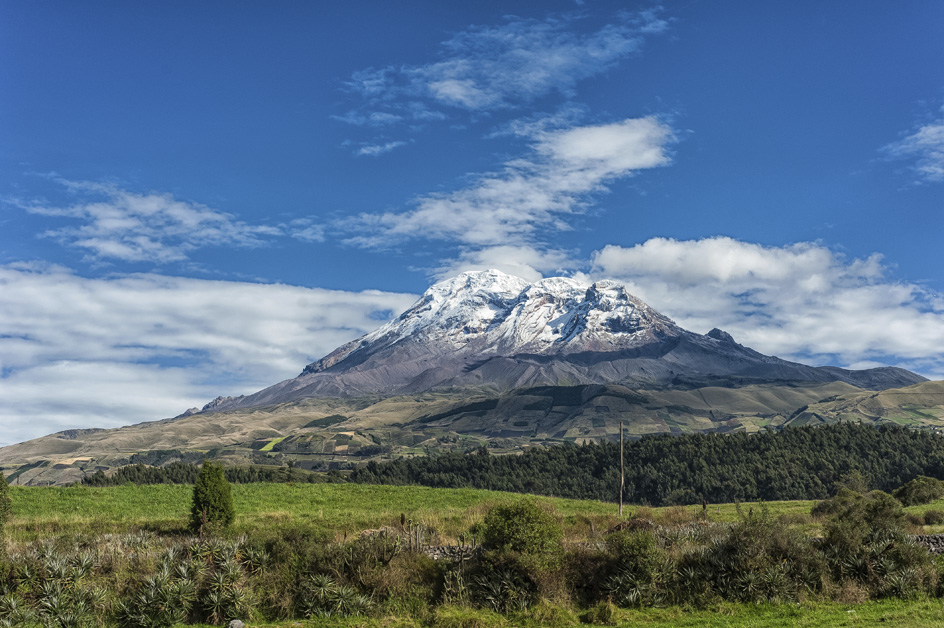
top-left (166, 599), bottom-right (944, 628)
top-left (7, 482), bottom-right (817, 542)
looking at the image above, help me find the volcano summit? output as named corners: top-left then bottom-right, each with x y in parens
top-left (206, 269), bottom-right (923, 411)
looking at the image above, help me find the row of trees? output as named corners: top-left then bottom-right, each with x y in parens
top-left (351, 423), bottom-right (944, 505)
top-left (76, 423), bottom-right (944, 507)
top-left (82, 461), bottom-right (337, 487)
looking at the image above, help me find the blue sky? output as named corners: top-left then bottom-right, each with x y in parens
top-left (2, 1), bottom-right (943, 445)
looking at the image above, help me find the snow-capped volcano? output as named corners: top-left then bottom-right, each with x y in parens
top-left (304, 269), bottom-right (680, 374)
top-left (208, 270), bottom-right (925, 411)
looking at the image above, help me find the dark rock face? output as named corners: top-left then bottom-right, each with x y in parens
top-left (912, 535), bottom-right (944, 554)
top-left (204, 270), bottom-right (926, 413)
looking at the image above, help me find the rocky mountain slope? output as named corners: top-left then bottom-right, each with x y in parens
top-left (205, 269), bottom-right (923, 411)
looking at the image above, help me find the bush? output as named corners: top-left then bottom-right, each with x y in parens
top-left (816, 489), bottom-right (936, 598)
top-left (481, 500), bottom-right (562, 562)
top-left (475, 500), bottom-right (565, 610)
top-left (894, 476), bottom-right (944, 506)
top-left (189, 462), bottom-right (235, 534)
top-left (0, 472), bottom-right (10, 528)
top-left (924, 510), bottom-right (944, 525)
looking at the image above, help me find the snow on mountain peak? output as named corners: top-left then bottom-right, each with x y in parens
top-left (304, 269), bottom-right (681, 375)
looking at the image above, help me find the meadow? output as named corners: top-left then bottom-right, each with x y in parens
top-left (6, 483), bottom-right (944, 627)
top-left (6, 482), bottom-right (817, 542)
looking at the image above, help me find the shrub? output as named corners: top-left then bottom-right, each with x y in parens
top-left (924, 510), bottom-right (944, 525)
top-left (580, 600), bottom-right (617, 626)
top-left (0, 472), bottom-right (9, 559)
top-left (481, 501), bottom-right (562, 563)
top-left (666, 506), bottom-right (827, 605)
top-left (894, 476), bottom-right (944, 506)
top-left (0, 472), bottom-right (10, 527)
top-left (189, 462), bottom-right (235, 534)
top-left (817, 489), bottom-right (936, 598)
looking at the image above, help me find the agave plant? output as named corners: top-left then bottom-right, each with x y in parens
top-left (760, 563), bottom-right (792, 603)
top-left (471, 568), bottom-right (534, 614)
top-left (240, 546), bottom-right (269, 575)
top-left (0, 594), bottom-right (36, 627)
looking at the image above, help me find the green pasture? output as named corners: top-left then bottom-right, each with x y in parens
top-left (7, 482), bottom-right (821, 542)
top-left (8, 483), bottom-right (944, 627)
top-left (166, 599), bottom-right (944, 628)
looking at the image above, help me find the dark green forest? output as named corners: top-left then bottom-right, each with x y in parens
top-left (350, 423), bottom-right (944, 505)
top-left (82, 461), bottom-right (341, 487)
top-left (82, 424), bottom-right (944, 506)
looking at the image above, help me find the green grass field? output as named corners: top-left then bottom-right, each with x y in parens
top-left (8, 483), bottom-right (944, 627)
top-left (165, 599), bottom-right (944, 628)
top-left (7, 482), bottom-right (819, 542)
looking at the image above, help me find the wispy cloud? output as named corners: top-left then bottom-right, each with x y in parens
top-left (334, 10), bottom-right (668, 155)
top-left (431, 245), bottom-right (577, 282)
top-left (331, 111), bottom-right (404, 127)
top-left (341, 116), bottom-right (675, 261)
top-left (884, 106), bottom-right (944, 183)
top-left (11, 178), bottom-right (323, 263)
top-left (356, 140), bottom-right (409, 157)
top-left (592, 237), bottom-right (944, 378)
top-left (343, 9), bottom-right (667, 116)
top-left (0, 262), bottom-right (417, 445)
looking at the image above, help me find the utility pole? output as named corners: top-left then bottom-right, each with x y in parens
top-left (619, 421), bottom-right (624, 517)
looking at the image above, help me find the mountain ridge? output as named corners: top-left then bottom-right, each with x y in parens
top-left (203, 269), bottom-right (924, 412)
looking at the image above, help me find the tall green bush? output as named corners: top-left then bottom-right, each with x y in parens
top-left (481, 500), bottom-right (562, 562)
top-left (477, 499), bottom-right (564, 606)
top-left (893, 475), bottom-right (944, 506)
top-left (0, 472), bottom-right (10, 527)
top-left (0, 472), bottom-right (9, 561)
top-left (190, 461), bottom-right (235, 533)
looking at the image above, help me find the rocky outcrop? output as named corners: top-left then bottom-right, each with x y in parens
top-left (912, 534), bottom-right (944, 554)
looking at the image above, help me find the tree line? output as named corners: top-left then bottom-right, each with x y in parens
top-left (82, 461), bottom-right (343, 487)
top-left (350, 423), bottom-right (944, 505)
top-left (79, 423), bottom-right (944, 507)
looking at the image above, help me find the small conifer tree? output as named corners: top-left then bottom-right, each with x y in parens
top-left (0, 472), bottom-right (10, 557)
top-left (0, 472), bottom-right (10, 524)
top-left (190, 461), bottom-right (234, 534)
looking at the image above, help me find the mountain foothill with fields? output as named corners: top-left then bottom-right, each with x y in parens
top-left (2, 269), bottom-right (943, 485)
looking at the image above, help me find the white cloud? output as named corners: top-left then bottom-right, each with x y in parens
top-left (286, 218), bottom-right (326, 243)
top-left (331, 110), bottom-right (404, 126)
top-left (12, 178), bottom-right (325, 263)
top-left (337, 10), bottom-right (668, 124)
top-left (591, 237), bottom-right (944, 378)
top-left (884, 106), bottom-right (944, 183)
top-left (356, 140), bottom-right (409, 157)
top-left (0, 263), bottom-right (417, 445)
top-left (431, 245), bottom-right (577, 283)
top-left (15, 179), bottom-right (282, 263)
top-left (342, 116), bottom-right (675, 248)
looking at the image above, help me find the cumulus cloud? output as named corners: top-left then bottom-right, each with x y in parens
top-left (342, 117), bottom-right (675, 249)
top-left (591, 237), bottom-right (944, 378)
top-left (884, 106), bottom-right (944, 183)
top-left (11, 178), bottom-right (324, 263)
top-left (0, 263), bottom-right (417, 445)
